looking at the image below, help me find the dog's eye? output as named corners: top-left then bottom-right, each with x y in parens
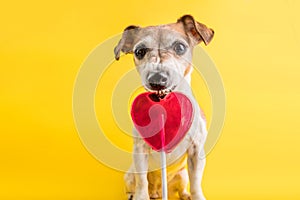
top-left (173, 42), bottom-right (186, 55)
top-left (134, 46), bottom-right (148, 60)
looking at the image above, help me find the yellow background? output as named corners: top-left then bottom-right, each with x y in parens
top-left (1, 0), bottom-right (300, 199)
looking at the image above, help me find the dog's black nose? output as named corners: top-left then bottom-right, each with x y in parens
top-left (148, 73), bottom-right (168, 91)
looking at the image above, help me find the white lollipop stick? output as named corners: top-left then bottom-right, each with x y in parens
top-left (161, 151), bottom-right (168, 200)
top-left (160, 114), bottom-right (168, 200)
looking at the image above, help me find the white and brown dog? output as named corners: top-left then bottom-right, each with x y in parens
top-left (114, 15), bottom-right (214, 200)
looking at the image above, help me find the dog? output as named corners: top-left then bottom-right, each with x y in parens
top-left (114, 15), bottom-right (214, 200)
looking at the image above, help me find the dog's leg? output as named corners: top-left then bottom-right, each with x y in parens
top-left (147, 171), bottom-right (162, 199)
top-left (133, 135), bottom-right (150, 200)
top-left (125, 165), bottom-right (136, 200)
top-left (167, 167), bottom-right (191, 200)
top-left (187, 143), bottom-right (206, 200)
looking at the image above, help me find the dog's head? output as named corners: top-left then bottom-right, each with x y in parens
top-left (114, 15), bottom-right (214, 93)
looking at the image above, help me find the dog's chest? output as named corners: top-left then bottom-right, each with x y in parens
top-left (147, 133), bottom-right (193, 171)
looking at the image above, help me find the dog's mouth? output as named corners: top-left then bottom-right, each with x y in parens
top-left (144, 84), bottom-right (177, 98)
top-left (149, 83), bottom-right (167, 91)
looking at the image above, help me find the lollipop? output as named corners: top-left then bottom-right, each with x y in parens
top-left (131, 91), bottom-right (193, 199)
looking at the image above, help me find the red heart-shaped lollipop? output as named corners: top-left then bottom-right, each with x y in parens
top-left (131, 92), bottom-right (193, 152)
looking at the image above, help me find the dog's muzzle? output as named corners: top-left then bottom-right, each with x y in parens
top-left (147, 72), bottom-right (168, 91)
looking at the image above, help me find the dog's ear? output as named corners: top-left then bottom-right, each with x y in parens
top-left (114, 25), bottom-right (140, 60)
top-left (177, 15), bottom-right (214, 45)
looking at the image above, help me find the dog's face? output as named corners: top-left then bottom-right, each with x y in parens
top-left (114, 15), bottom-right (214, 92)
top-left (130, 25), bottom-right (193, 92)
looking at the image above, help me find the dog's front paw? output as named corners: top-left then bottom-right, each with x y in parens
top-left (149, 191), bottom-right (161, 199)
top-left (133, 190), bottom-right (150, 200)
top-left (191, 193), bottom-right (206, 200)
top-left (180, 192), bottom-right (191, 200)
